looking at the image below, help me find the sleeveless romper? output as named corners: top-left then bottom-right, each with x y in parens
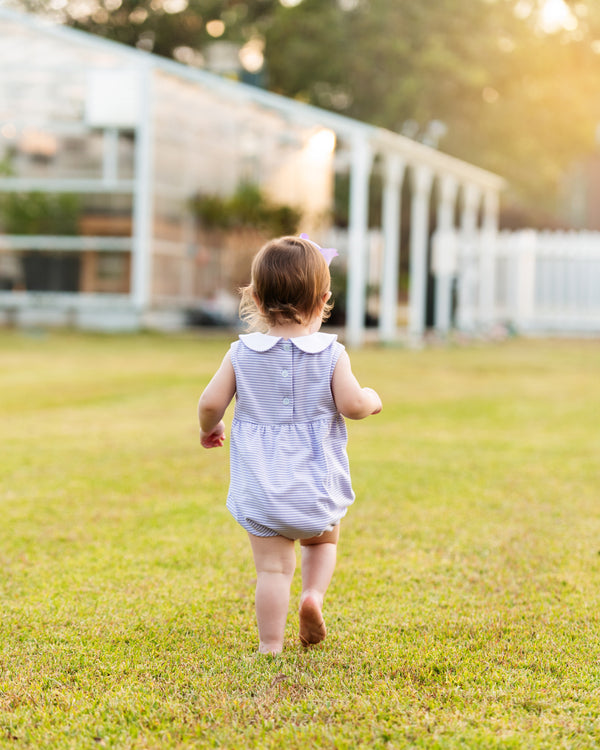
top-left (226, 331), bottom-right (355, 539)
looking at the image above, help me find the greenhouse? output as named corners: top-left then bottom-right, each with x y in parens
top-left (0, 7), bottom-right (504, 343)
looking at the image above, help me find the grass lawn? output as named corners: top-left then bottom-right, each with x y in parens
top-left (1, 329), bottom-right (600, 749)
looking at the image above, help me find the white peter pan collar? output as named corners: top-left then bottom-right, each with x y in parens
top-left (239, 331), bottom-right (337, 354)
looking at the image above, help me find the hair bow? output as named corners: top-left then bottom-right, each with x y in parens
top-left (300, 233), bottom-right (339, 266)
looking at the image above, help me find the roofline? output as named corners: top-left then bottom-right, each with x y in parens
top-left (0, 6), bottom-right (505, 191)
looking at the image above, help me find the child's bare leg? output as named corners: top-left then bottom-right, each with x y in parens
top-left (299, 525), bottom-right (340, 645)
top-left (248, 533), bottom-right (296, 655)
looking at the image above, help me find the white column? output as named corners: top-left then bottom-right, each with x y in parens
top-left (408, 164), bottom-right (434, 341)
top-left (433, 174), bottom-right (458, 334)
top-left (102, 127), bottom-right (119, 184)
top-left (345, 134), bottom-right (373, 348)
top-left (456, 183), bottom-right (481, 331)
top-left (379, 153), bottom-right (405, 343)
top-left (131, 64), bottom-right (154, 312)
top-left (514, 229), bottom-right (536, 331)
top-left (479, 189), bottom-right (500, 328)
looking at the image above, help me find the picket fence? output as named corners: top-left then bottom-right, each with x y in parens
top-left (326, 227), bottom-right (600, 338)
top-left (457, 230), bottom-right (600, 335)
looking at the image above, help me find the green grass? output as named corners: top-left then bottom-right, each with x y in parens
top-left (1, 329), bottom-right (600, 749)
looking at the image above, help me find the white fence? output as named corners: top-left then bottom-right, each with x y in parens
top-left (468, 230), bottom-right (600, 335)
top-left (325, 227), bottom-right (600, 339)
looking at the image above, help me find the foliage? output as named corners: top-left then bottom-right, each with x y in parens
top-left (264, 0), bottom-right (600, 213)
top-left (325, 264), bottom-right (347, 326)
top-left (0, 191), bottom-right (81, 235)
top-left (190, 181), bottom-right (301, 235)
top-left (1, 332), bottom-right (599, 747)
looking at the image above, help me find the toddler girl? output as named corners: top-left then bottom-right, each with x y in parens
top-left (198, 234), bottom-right (382, 655)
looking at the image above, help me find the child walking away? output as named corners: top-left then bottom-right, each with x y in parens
top-left (198, 234), bottom-right (382, 655)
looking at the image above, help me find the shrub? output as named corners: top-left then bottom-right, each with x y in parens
top-left (0, 191), bottom-right (81, 235)
top-left (190, 181), bottom-right (301, 236)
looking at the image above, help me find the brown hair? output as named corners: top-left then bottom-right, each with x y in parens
top-left (239, 235), bottom-right (333, 331)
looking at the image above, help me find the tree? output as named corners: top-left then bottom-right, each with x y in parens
top-left (263, 0), bottom-right (600, 214)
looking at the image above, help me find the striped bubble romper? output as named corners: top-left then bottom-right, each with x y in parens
top-left (226, 331), bottom-right (355, 540)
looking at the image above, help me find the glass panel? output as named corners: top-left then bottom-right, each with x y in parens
top-left (0, 15), bottom-right (137, 180)
top-left (0, 129), bottom-right (135, 181)
top-left (81, 251), bottom-right (130, 294)
top-left (80, 194), bottom-right (133, 237)
top-left (0, 249), bottom-right (131, 294)
top-left (21, 251), bottom-right (81, 292)
top-left (0, 192), bottom-right (132, 236)
top-left (0, 251), bottom-right (23, 291)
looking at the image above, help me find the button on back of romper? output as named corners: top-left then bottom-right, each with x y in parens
top-left (232, 336), bottom-right (339, 425)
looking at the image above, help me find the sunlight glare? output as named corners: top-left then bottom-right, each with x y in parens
top-left (513, 1), bottom-right (533, 20)
top-left (163, 0), bottom-right (189, 13)
top-left (539, 0), bottom-right (578, 33)
top-left (67, 0), bottom-right (99, 20)
top-left (239, 39), bottom-right (264, 74)
top-left (306, 129), bottom-right (336, 159)
top-left (129, 7), bottom-right (148, 23)
top-left (206, 20), bottom-right (226, 38)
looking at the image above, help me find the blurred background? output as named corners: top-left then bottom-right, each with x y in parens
top-left (8, 0), bottom-right (600, 226)
top-left (1, 0), bottom-right (599, 340)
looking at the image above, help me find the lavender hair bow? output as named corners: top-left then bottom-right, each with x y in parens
top-left (300, 233), bottom-right (339, 266)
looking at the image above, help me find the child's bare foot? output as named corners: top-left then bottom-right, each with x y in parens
top-left (258, 643), bottom-right (283, 656)
top-left (299, 593), bottom-right (326, 646)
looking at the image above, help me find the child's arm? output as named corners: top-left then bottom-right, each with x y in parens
top-left (331, 350), bottom-right (382, 420)
top-left (198, 351), bottom-right (236, 448)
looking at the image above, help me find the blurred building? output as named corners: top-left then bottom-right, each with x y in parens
top-left (0, 8), bottom-right (504, 342)
top-left (0, 8), bottom-right (338, 330)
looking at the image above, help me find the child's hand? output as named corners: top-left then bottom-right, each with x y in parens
top-left (364, 387), bottom-right (383, 415)
top-left (200, 421), bottom-right (226, 449)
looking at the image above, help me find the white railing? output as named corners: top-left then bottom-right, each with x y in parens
top-left (325, 227), bottom-right (600, 338)
top-left (485, 230), bottom-right (600, 334)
